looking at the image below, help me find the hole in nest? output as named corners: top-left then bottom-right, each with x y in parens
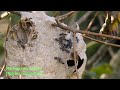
top-left (67, 58), bottom-right (84, 72)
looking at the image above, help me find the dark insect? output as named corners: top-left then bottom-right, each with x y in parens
top-left (54, 57), bottom-right (64, 64)
top-left (65, 39), bottom-right (72, 49)
top-left (60, 47), bottom-right (70, 53)
top-left (55, 33), bottom-right (72, 53)
top-left (59, 33), bottom-right (67, 36)
top-left (76, 37), bottom-right (79, 43)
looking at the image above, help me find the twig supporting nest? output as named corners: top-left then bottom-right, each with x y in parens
top-left (73, 32), bottom-right (79, 79)
top-left (53, 11), bottom-right (120, 48)
top-left (52, 11), bottom-right (120, 79)
top-left (54, 11), bottom-right (80, 78)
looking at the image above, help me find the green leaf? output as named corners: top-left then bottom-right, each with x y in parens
top-left (90, 64), bottom-right (113, 78)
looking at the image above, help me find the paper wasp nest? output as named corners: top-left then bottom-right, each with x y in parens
top-left (4, 11), bottom-right (87, 79)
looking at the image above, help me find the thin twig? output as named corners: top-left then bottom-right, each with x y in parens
top-left (4, 19), bottom-right (11, 66)
top-left (53, 11), bottom-right (120, 48)
top-left (2, 18), bottom-right (12, 78)
top-left (52, 11), bottom-right (120, 40)
top-left (53, 11), bottom-right (120, 79)
top-left (77, 30), bottom-right (120, 41)
top-left (73, 32), bottom-right (79, 79)
top-left (83, 35), bottom-right (120, 48)
top-left (0, 64), bottom-right (5, 76)
top-left (0, 66), bottom-right (6, 71)
top-left (56, 11), bottom-right (75, 21)
top-left (54, 14), bottom-right (120, 41)
top-left (69, 12), bottom-right (78, 26)
top-left (85, 11), bottom-right (99, 31)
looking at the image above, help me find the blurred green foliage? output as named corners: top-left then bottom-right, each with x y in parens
top-left (92, 64), bottom-right (112, 74)
top-left (4, 13), bottom-right (21, 26)
top-left (90, 64), bottom-right (113, 78)
top-left (0, 12), bottom-right (20, 56)
top-left (84, 64), bottom-right (113, 79)
top-left (86, 41), bottom-right (102, 59)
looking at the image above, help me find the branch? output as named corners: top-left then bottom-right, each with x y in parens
top-left (83, 35), bottom-right (120, 48)
top-left (68, 12), bottom-right (78, 26)
top-left (56, 11), bottom-right (75, 21)
top-left (52, 11), bottom-right (120, 48)
top-left (78, 31), bottom-right (120, 41)
top-left (54, 14), bottom-right (120, 41)
top-left (73, 32), bottom-right (79, 79)
top-left (53, 23), bottom-right (120, 47)
top-left (0, 64), bottom-right (5, 76)
top-left (85, 11), bottom-right (99, 31)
